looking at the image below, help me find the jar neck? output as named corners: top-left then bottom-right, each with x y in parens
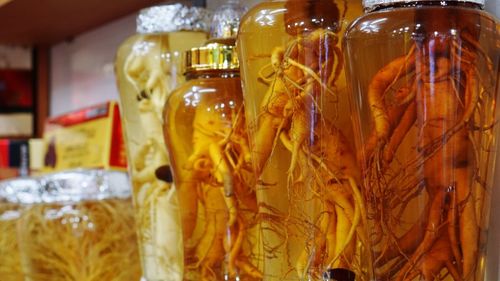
top-left (369, 1), bottom-right (483, 12)
top-left (284, 0), bottom-right (341, 35)
top-left (185, 70), bottom-right (240, 80)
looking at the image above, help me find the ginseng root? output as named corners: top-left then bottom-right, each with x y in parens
top-left (251, 27), bottom-right (368, 278)
top-left (181, 98), bottom-right (261, 280)
top-left (364, 32), bottom-right (495, 280)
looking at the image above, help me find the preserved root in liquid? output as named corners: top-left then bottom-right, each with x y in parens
top-left (164, 77), bottom-right (261, 281)
top-left (0, 203), bottom-right (24, 281)
top-left (115, 31), bottom-right (207, 279)
top-left (238, 0), bottom-right (367, 279)
top-left (345, 6), bottom-right (500, 280)
top-left (18, 198), bottom-right (141, 281)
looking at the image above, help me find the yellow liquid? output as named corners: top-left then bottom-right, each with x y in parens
top-left (115, 31), bottom-right (207, 280)
top-left (238, 1), bottom-right (366, 280)
top-left (164, 76), bottom-right (261, 281)
top-left (0, 203), bottom-right (24, 281)
top-left (18, 198), bottom-right (141, 281)
top-left (345, 5), bottom-right (500, 280)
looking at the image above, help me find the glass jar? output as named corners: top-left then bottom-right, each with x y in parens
top-left (115, 4), bottom-right (210, 280)
top-left (0, 200), bottom-right (23, 281)
top-left (17, 170), bottom-right (141, 281)
top-left (237, 0), bottom-right (366, 280)
top-left (344, 0), bottom-right (500, 280)
top-left (163, 43), bottom-right (261, 281)
top-left (0, 178), bottom-right (40, 281)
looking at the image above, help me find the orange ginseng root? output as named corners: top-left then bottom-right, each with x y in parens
top-left (165, 81), bottom-right (261, 281)
top-left (362, 31), bottom-right (496, 280)
top-left (249, 26), bottom-right (368, 279)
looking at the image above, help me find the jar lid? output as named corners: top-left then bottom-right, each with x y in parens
top-left (0, 169), bottom-right (131, 205)
top-left (363, 0), bottom-right (485, 10)
top-left (39, 170), bottom-right (131, 203)
top-left (0, 178), bottom-right (41, 205)
top-left (185, 42), bottom-right (239, 73)
top-left (137, 4), bottom-right (212, 34)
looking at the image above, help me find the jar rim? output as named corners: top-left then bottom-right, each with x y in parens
top-left (363, 0), bottom-right (485, 11)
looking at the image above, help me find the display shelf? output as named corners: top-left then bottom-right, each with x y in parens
top-left (0, 0), bottom-right (169, 45)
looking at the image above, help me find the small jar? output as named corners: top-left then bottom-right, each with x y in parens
top-left (344, 0), bottom-right (499, 280)
top-left (163, 43), bottom-right (261, 281)
top-left (115, 4), bottom-right (210, 280)
top-left (0, 178), bottom-right (40, 281)
top-left (237, 1), bottom-right (366, 279)
top-left (16, 170), bottom-right (141, 281)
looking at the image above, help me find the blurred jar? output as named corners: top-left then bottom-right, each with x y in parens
top-left (344, 0), bottom-right (499, 280)
top-left (17, 170), bottom-right (141, 281)
top-left (163, 42), bottom-right (261, 280)
top-left (237, 0), bottom-right (366, 280)
top-left (0, 178), bottom-right (40, 281)
top-left (115, 4), bottom-right (210, 280)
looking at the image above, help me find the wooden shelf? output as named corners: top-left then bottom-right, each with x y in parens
top-left (0, 0), bottom-right (170, 45)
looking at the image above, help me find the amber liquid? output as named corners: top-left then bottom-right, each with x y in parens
top-left (18, 198), bottom-right (141, 281)
top-left (115, 31), bottom-right (207, 280)
top-left (0, 203), bottom-right (24, 281)
top-left (164, 76), bottom-right (261, 281)
top-left (345, 5), bottom-right (500, 281)
top-left (238, 1), bottom-right (366, 280)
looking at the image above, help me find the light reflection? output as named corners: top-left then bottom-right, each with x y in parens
top-left (132, 41), bottom-right (156, 56)
top-left (183, 87), bottom-right (216, 107)
top-left (203, 101), bottom-right (238, 117)
top-left (0, 210), bottom-right (20, 220)
top-left (390, 25), bottom-right (416, 36)
top-left (198, 88), bottom-right (217, 94)
top-left (359, 18), bottom-right (387, 33)
top-left (256, 8), bottom-right (286, 26)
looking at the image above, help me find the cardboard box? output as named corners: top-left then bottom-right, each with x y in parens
top-left (0, 139), bottom-right (29, 179)
top-left (43, 102), bottom-right (127, 172)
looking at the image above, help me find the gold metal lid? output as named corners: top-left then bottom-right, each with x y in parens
top-left (185, 42), bottom-right (239, 73)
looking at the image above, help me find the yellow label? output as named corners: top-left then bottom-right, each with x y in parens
top-left (43, 102), bottom-right (127, 173)
top-left (44, 118), bottom-right (109, 171)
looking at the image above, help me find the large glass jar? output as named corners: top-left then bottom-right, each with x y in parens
top-left (344, 0), bottom-right (500, 280)
top-left (17, 170), bottom-right (141, 281)
top-left (0, 178), bottom-right (40, 281)
top-left (237, 1), bottom-right (366, 280)
top-left (0, 200), bottom-right (23, 281)
top-left (163, 43), bottom-right (261, 281)
top-left (115, 4), bottom-right (210, 280)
